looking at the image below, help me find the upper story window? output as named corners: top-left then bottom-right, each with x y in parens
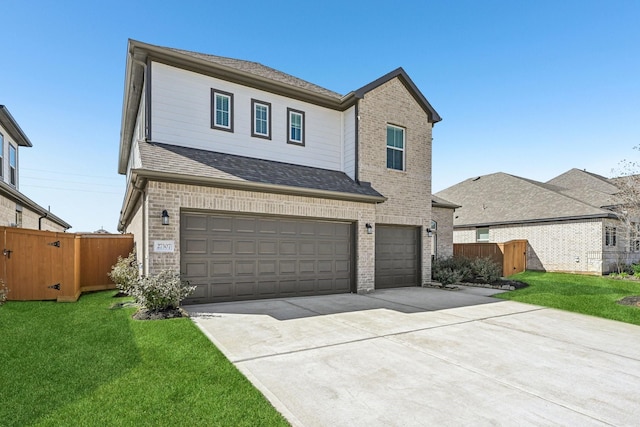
top-left (252, 99), bottom-right (271, 139)
top-left (211, 89), bottom-right (234, 132)
top-left (0, 132), bottom-right (3, 178)
top-left (287, 108), bottom-right (305, 146)
top-left (605, 226), bottom-right (617, 247)
top-left (476, 227), bottom-right (489, 242)
top-left (9, 144), bottom-right (16, 186)
top-left (386, 125), bottom-right (405, 171)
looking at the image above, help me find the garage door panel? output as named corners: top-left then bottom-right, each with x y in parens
top-left (184, 239), bottom-right (207, 254)
top-left (211, 216), bottom-right (233, 232)
top-left (236, 240), bottom-right (256, 255)
top-left (182, 212), bottom-right (353, 303)
top-left (185, 261), bottom-right (207, 277)
top-left (188, 283), bottom-right (209, 300)
top-left (183, 214), bottom-right (207, 231)
top-left (212, 239), bottom-right (233, 254)
top-left (211, 261), bottom-right (232, 277)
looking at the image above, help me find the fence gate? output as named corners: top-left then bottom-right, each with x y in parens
top-left (502, 240), bottom-right (527, 276)
top-left (3, 228), bottom-right (76, 301)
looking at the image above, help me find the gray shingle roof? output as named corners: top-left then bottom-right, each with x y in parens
top-left (435, 172), bottom-right (617, 227)
top-left (546, 168), bottom-right (619, 195)
top-left (137, 142), bottom-right (384, 199)
top-left (167, 47), bottom-right (343, 99)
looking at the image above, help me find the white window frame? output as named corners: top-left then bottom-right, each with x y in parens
top-left (386, 124), bottom-right (405, 171)
top-left (605, 226), bottom-right (617, 247)
top-left (9, 144), bottom-right (16, 186)
top-left (251, 99), bottom-right (271, 139)
top-left (476, 227), bottom-right (489, 242)
top-left (287, 108), bottom-right (305, 146)
top-left (211, 88), bottom-right (234, 132)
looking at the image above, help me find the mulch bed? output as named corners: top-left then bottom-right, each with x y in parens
top-left (132, 308), bottom-right (189, 320)
top-left (617, 296), bottom-right (640, 307)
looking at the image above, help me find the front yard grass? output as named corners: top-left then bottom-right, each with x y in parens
top-left (496, 271), bottom-right (640, 326)
top-left (0, 291), bottom-right (289, 427)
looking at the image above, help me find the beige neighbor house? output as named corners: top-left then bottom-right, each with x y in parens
top-left (117, 39), bottom-right (444, 304)
top-left (0, 106), bottom-right (70, 232)
top-left (436, 168), bottom-right (640, 275)
top-left (431, 195), bottom-right (460, 259)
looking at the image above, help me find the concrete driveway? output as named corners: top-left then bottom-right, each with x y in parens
top-left (186, 287), bottom-right (640, 426)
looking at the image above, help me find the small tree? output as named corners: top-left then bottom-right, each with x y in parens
top-left (612, 146), bottom-right (640, 265)
top-left (109, 252), bottom-right (140, 295)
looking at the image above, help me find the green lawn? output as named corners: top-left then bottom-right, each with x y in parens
top-left (496, 271), bottom-right (640, 325)
top-left (0, 291), bottom-right (289, 427)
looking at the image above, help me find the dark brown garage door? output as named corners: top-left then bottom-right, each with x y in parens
top-left (375, 225), bottom-right (420, 289)
top-left (181, 212), bottom-right (353, 303)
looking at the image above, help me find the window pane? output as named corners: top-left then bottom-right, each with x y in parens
top-left (290, 112), bottom-right (302, 142)
top-left (215, 94), bottom-right (229, 127)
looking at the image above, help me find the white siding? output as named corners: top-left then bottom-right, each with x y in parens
top-left (342, 106), bottom-right (356, 179)
top-left (0, 122), bottom-right (18, 187)
top-left (150, 62), bottom-right (344, 171)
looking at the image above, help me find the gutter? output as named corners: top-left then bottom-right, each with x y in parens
top-left (453, 212), bottom-right (620, 229)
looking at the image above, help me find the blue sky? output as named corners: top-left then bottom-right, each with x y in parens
top-left (2, 0), bottom-right (638, 232)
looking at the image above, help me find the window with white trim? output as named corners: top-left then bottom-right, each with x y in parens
top-left (605, 226), bottom-right (617, 247)
top-left (630, 223), bottom-right (640, 252)
top-left (0, 132), bottom-right (3, 178)
top-left (9, 144), bottom-right (16, 186)
top-left (252, 99), bottom-right (271, 139)
top-left (476, 227), bottom-right (489, 242)
top-left (211, 89), bottom-right (234, 132)
top-left (386, 125), bottom-right (405, 170)
top-left (287, 108), bottom-right (304, 145)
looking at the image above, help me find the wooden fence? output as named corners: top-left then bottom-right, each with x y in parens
top-left (453, 240), bottom-right (527, 277)
top-left (2, 227), bottom-right (133, 302)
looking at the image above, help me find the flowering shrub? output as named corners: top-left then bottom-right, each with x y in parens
top-left (109, 252), bottom-right (140, 295)
top-left (0, 280), bottom-right (8, 306)
top-left (130, 270), bottom-right (195, 312)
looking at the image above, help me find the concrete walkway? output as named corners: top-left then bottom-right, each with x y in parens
top-left (186, 287), bottom-right (640, 426)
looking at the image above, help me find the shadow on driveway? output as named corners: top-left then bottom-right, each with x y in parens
top-left (185, 286), bottom-right (505, 321)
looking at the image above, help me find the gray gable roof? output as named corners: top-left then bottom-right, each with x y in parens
top-left (0, 105), bottom-right (33, 147)
top-left (136, 142), bottom-right (385, 202)
top-left (547, 168), bottom-right (620, 195)
top-left (436, 172), bottom-right (617, 227)
top-left (167, 47), bottom-right (343, 100)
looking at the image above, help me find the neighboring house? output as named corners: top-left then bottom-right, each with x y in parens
top-left (0, 106), bottom-right (70, 232)
top-left (431, 195), bottom-right (460, 259)
top-left (436, 168), bottom-right (640, 274)
top-left (117, 39), bottom-right (442, 303)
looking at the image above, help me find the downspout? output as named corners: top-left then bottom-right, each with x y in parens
top-left (354, 101), bottom-right (360, 184)
top-left (38, 212), bottom-right (48, 230)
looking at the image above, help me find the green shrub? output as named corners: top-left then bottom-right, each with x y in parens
top-left (130, 270), bottom-right (195, 312)
top-left (471, 257), bottom-right (502, 283)
top-left (432, 267), bottom-right (465, 285)
top-left (632, 263), bottom-right (640, 277)
top-left (109, 252), bottom-right (140, 295)
top-left (432, 256), bottom-right (473, 282)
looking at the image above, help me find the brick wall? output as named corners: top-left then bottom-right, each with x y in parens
top-left (0, 194), bottom-right (67, 232)
top-left (140, 181), bottom-right (378, 292)
top-left (357, 77), bottom-right (433, 284)
top-left (455, 219), bottom-right (606, 273)
top-left (432, 206), bottom-right (455, 258)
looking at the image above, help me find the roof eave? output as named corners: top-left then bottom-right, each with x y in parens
top-left (353, 67), bottom-right (442, 124)
top-left (0, 106), bottom-right (33, 147)
top-left (133, 168), bottom-right (387, 203)
top-left (453, 212), bottom-right (619, 228)
top-left (0, 181), bottom-right (71, 229)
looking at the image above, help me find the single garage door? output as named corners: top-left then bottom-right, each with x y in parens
top-left (375, 225), bottom-right (420, 288)
top-left (181, 212), bottom-right (354, 303)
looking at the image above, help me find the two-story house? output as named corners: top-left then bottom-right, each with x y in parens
top-left (117, 40), bottom-right (441, 304)
top-left (0, 105), bottom-right (70, 231)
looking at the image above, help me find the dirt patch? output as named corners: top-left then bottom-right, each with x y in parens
top-left (132, 307), bottom-right (189, 320)
top-left (617, 296), bottom-right (640, 307)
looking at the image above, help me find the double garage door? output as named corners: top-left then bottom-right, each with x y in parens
top-left (181, 212), bottom-right (354, 304)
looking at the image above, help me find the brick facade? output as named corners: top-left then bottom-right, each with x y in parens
top-left (452, 218), bottom-right (640, 274)
top-left (129, 181), bottom-right (378, 292)
top-left (0, 194), bottom-right (67, 232)
top-left (357, 78), bottom-right (433, 284)
top-left (431, 206), bottom-right (455, 259)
